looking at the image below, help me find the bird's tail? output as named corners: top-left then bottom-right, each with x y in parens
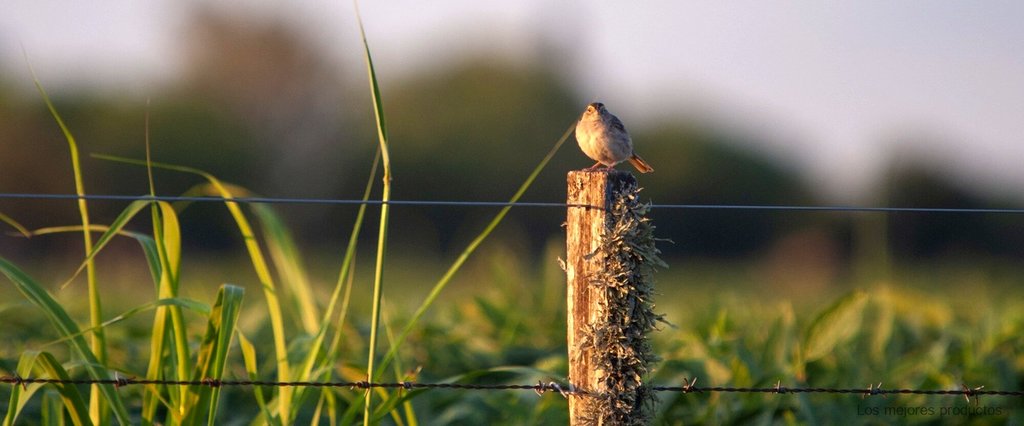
top-left (629, 154), bottom-right (654, 173)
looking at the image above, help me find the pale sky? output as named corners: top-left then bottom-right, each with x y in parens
top-left (3, 1), bottom-right (1023, 201)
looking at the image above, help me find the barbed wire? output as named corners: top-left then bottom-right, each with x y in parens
top-left (2, 192), bottom-right (1024, 215)
top-left (2, 375), bottom-right (1020, 403)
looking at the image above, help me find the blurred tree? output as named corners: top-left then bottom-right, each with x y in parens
top-left (0, 47), bottom-right (837, 259)
top-left (635, 123), bottom-right (816, 257)
top-left (375, 58), bottom-right (823, 258)
top-left (0, 7), bottom-right (357, 250)
top-left (885, 162), bottom-right (1024, 260)
top-left (0, 80), bottom-right (87, 258)
top-left (377, 56), bottom-right (582, 252)
top-left (0, 81), bottom-right (79, 216)
top-left (180, 7), bottom-right (358, 198)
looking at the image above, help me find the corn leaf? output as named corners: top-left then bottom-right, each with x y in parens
top-left (802, 290), bottom-right (868, 362)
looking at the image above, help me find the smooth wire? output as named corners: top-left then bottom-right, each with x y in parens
top-left (2, 192), bottom-right (1024, 214)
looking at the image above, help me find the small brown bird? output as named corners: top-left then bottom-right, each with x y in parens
top-left (575, 102), bottom-right (654, 173)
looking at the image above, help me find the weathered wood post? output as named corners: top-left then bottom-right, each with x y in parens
top-left (566, 169), bottom-right (664, 425)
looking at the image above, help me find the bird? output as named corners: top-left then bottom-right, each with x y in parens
top-left (575, 102), bottom-right (654, 173)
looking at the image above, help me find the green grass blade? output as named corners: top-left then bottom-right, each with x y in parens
top-left (29, 204), bottom-right (190, 421)
top-left (802, 289), bottom-right (868, 363)
top-left (181, 284), bottom-right (244, 426)
top-left (341, 123), bottom-right (574, 422)
top-left (354, 5), bottom-right (393, 423)
top-left (137, 104), bottom-right (187, 422)
top-left (238, 331), bottom-right (280, 426)
top-left (355, 7), bottom-right (391, 173)
top-left (0, 256), bottom-right (131, 424)
top-left (311, 396), bottom-right (328, 426)
top-left (294, 148), bottom-right (380, 417)
top-left (31, 351), bottom-right (92, 426)
top-left (27, 58), bottom-right (106, 422)
top-left (4, 350), bottom-right (44, 426)
top-left (325, 148), bottom-right (380, 352)
top-left (21, 215), bottom-right (187, 422)
top-left (35, 296), bottom-right (207, 350)
top-left (24, 224), bottom-right (117, 237)
top-left (131, 230), bottom-right (178, 424)
top-left (188, 180), bottom-right (293, 422)
top-left (373, 306), bottom-right (416, 425)
top-left (38, 297), bottom-right (209, 348)
top-left (251, 203), bottom-right (320, 333)
top-left (40, 391), bottom-right (64, 426)
top-left (135, 234), bottom-right (163, 284)
top-left (150, 200), bottom-right (191, 418)
top-left (0, 211), bottom-right (30, 237)
top-left (60, 199), bottom-right (152, 289)
top-left (94, 154), bottom-right (295, 422)
top-left (155, 200), bottom-right (183, 287)
top-left (20, 198), bottom-right (187, 419)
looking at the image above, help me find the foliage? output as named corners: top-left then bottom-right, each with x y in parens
top-left (5, 246), bottom-right (1024, 424)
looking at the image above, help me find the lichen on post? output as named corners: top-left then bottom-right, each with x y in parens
top-left (566, 169), bottom-right (667, 425)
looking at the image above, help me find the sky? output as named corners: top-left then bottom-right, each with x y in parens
top-left (2, 1), bottom-right (1023, 201)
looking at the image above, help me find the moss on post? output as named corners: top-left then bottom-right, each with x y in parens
top-left (566, 170), bottom-right (666, 425)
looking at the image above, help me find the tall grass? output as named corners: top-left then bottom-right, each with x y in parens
top-left (87, 157), bottom-right (299, 424)
top-left (0, 258), bottom-right (129, 425)
top-left (1, 77), bottom-right (251, 424)
top-left (353, 5), bottom-right (393, 424)
top-left (26, 60), bottom-right (110, 425)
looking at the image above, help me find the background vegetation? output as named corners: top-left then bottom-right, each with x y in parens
top-left (2, 6), bottom-right (1023, 425)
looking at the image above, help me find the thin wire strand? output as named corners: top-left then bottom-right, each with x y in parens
top-left (2, 193), bottom-right (1024, 214)
top-left (1, 376), bottom-right (1019, 399)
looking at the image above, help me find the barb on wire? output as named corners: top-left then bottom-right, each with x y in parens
top-left (963, 383), bottom-right (984, 406)
top-left (10, 374), bottom-right (27, 390)
top-left (863, 382), bottom-right (885, 399)
top-left (533, 381), bottom-right (574, 398)
top-left (774, 380), bottom-right (787, 394)
top-left (678, 377), bottom-right (700, 394)
top-left (112, 372), bottom-right (130, 389)
top-left (3, 192), bottom-right (1024, 215)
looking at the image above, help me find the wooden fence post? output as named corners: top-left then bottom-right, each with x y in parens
top-left (566, 169), bottom-right (662, 425)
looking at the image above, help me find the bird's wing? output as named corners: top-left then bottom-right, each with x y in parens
top-left (609, 115), bottom-right (628, 134)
